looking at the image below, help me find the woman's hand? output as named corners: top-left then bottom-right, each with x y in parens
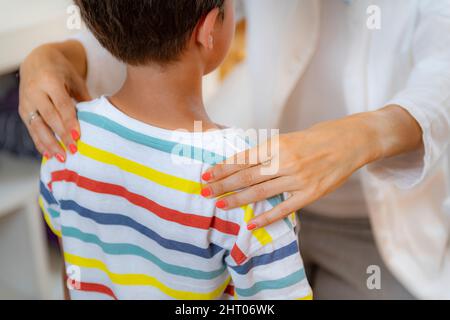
top-left (201, 106), bottom-right (423, 229)
top-left (19, 40), bottom-right (91, 161)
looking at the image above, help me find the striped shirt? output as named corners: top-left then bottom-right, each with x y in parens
top-left (39, 96), bottom-right (312, 300)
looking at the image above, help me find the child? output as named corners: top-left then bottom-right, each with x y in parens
top-left (39, 0), bottom-right (311, 300)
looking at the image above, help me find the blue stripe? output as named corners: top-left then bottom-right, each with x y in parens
top-left (236, 268), bottom-right (306, 297)
top-left (229, 241), bottom-right (299, 275)
top-left (40, 181), bottom-right (58, 205)
top-left (78, 111), bottom-right (224, 165)
top-left (62, 226), bottom-right (226, 280)
top-left (59, 200), bottom-right (224, 259)
top-left (267, 194), bottom-right (294, 229)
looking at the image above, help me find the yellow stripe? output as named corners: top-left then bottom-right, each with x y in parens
top-left (78, 141), bottom-right (202, 194)
top-left (64, 252), bottom-right (230, 300)
top-left (297, 293), bottom-right (314, 300)
top-left (243, 204), bottom-right (272, 246)
top-left (39, 196), bottom-right (62, 238)
top-left (78, 141), bottom-right (273, 245)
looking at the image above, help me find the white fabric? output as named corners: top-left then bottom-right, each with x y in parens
top-left (280, 0), bottom-right (368, 218)
top-left (71, 0), bottom-right (450, 299)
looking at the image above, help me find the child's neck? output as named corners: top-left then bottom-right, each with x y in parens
top-left (110, 61), bottom-right (217, 132)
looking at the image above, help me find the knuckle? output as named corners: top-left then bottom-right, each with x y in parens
top-left (282, 198), bottom-right (299, 215)
top-left (241, 170), bottom-right (254, 185)
top-left (24, 78), bottom-right (39, 90)
top-left (39, 107), bottom-right (58, 124)
top-left (57, 98), bottom-right (74, 113)
top-left (211, 183), bottom-right (223, 196)
top-left (261, 213), bottom-right (272, 226)
top-left (253, 184), bottom-right (268, 198)
top-left (292, 174), bottom-right (305, 187)
top-left (61, 113), bottom-right (76, 129)
top-left (285, 156), bottom-right (301, 172)
top-left (224, 196), bottom-right (237, 208)
top-left (18, 107), bottom-right (27, 121)
top-left (41, 71), bottom-right (58, 86)
top-left (212, 166), bottom-right (222, 178)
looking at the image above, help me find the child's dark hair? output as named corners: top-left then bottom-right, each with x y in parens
top-left (74, 0), bottom-right (226, 65)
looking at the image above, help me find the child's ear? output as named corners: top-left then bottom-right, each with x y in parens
top-left (196, 8), bottom-right (221, 50)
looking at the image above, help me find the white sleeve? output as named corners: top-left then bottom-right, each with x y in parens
top-left (222, 198), bottom-right (311, 300)
top-left (70, 31), bottom-right (127, 98)
top-left (368, 0), bottom-right (450, 189)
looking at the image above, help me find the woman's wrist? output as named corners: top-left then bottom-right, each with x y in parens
top-left (50, 40), bottom-right (88, 80)
top-left (352, 105), bottom-right (423, 165)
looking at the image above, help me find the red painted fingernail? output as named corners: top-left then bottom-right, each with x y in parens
top-left (247, 223), bottom-right (257, 231)
top-left (69, 144), bottom-right (78, 154)
top-left (201, 188), bottom-right (212, 197)
top-left (202, 172), bottom-right (212, 181)
top-left (43, 152), bottom-right (51, 160)
top-left (71, 129), bottom-right (80, 141)
top-left (216, 200), bottom-right (227, 209)
top-left (56, 153), bottom-right (66, 163)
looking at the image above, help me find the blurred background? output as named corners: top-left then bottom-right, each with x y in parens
top-left (0, 0), bottom-right (246, 299)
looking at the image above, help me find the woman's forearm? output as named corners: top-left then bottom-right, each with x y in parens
top-left (40, 40), bottom-right (88, 80)
top-left (201, 104), bottom-right (424, 229)
top-left (357, 105), bottom-right (423, 163)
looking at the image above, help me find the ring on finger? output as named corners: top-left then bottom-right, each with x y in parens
top-left (261, 157), bottom-right (273, 166)
top-left (27, 110), bottom-right (41, 126)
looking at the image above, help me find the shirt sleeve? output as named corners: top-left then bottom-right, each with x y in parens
top-left (223, 196), bottom-right (312, 300)
top-left (69, 31), bottom-right (127, 98)
top-left (39, 157), bottom-right (64, 238)
top-left (368, 0), bottom-right (450, 189)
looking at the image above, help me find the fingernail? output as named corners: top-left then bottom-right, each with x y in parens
top-left (216, 200), bottom-right (227, 209)
top-left (247, 223), bottom-right (257, 231)
top-left (56, 153), bottom-right (66, 163)
top-left (201, 187), bottom-right (212, 197)
top-left (71, 129), bottom-right (80, 141)
top-left (69, 144), bottom-right (78, 154)
top-left (43, 152), bottom-right (51, 160)
top-left (202, 172), bottom-right (212, 181)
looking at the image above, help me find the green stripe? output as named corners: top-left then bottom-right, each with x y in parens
top-left (78, 111), bottom-right (224, 165)
top-left (48, 208), bottom-right (60, 218)
top-left (61, 226), bottom-right (227, 280)
top-left (235, 268), bottom-right (306, 297)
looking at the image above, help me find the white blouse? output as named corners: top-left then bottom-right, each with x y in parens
top-left (280, 0), bottom-right (369, 218)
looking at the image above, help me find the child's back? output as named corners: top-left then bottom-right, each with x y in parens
top-left (39, 0), bottom-right (311, 299)
top-left (40, 97), bottom-right (311, 299)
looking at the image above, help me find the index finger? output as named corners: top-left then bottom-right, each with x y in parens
top-left (248, 194), bottom-right (303, 230)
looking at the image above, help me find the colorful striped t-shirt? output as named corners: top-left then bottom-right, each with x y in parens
top-left (39, 96), bottom-right (312, 300)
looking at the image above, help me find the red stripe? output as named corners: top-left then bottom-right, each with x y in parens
top-left (51, 169), bottom-right (240, 235)
top-left (224, 284), bottom-right (235, 296)
top-left (77, 281), bottom-right (118, 300)
top-left (230, 244), bottom-right (247, 265)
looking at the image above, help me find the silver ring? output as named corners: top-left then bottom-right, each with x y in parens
top-left (261, 157), bottom-right (272, 166)
top-left (28, 111), bottom-right (41, 126)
